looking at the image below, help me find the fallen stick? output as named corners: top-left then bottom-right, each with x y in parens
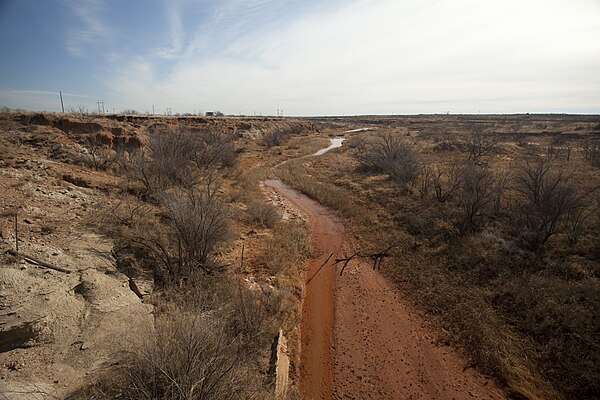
top-left (6, 250), bottom-right (72, 273)
top-left (306, 253), bottom-right (334, 284)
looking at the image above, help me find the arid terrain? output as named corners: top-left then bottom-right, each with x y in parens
top-left (0, 110), bottom-right (599, 399)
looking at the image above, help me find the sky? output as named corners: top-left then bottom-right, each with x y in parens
top-left (0, 0), bottom-right (599, 116)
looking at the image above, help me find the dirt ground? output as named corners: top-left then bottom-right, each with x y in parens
top-left (267, 167), bottom-right (506, 399)
top-left (0, 156), bottom-right (153, 399)
top-left (0, 111), bottom-right (321, 398)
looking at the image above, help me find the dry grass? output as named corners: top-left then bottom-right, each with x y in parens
top-left (257, 222), bottom-right (310, 276)
top-left (283, 116), bottom-right (600, 400)
top-left (276, 159), bottom-right (375, 227)
top-left (246, 201), bottom-right (282, 228)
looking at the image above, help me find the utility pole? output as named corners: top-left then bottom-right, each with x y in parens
top-left (97, 100), bottom-right (105, 114)
top-left (59, 91), bottom-right (64, 113)
top-left (152, 104), bottom-right (155, 115)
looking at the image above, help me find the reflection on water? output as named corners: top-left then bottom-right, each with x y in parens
top-left (312, 137), bottom-right (345, 156)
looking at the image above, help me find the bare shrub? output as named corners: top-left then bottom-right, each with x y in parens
top-left (491, 169), bottom-right (509, 214)
top-left (80, 136), bottom-right (121, 171)
top-left (456, 164), bottom-right (495, 233)
top-left (161, 184), bottom-right (231, 279)
top-left (193, 129), bottom-right (237, 170)
top-left (464, 123), bottom-right (498, 161)
top-left (142, 130), bottom-right (197, 191)
top-left (126, 129), bottom-right (236, 196)
top-left (261, 126), bottom-right (302, 147)
top-left (111, 180), bottom-right (231, 284)
top-left (357, 132), bottom-right (420, 188)
top-left (229, 284), bottom-right (288, 348)
top-left (432, 162), bottom-right (462, 203)
top-left (246, 201), bottom-right (281, 228)
top-left (346, 134), bottom-right (367, 149)
top-left (565, 205), bottom-right (588, 246)
top-left (511, 157), bottom-right (582, 251)
top-left (582, 139), bottom-right (600, 168)
top-left (418, 163), bottom-right (433, 199)
top-left (67, 104), bottom-right (89, 115)
top-left (68, 275), bottom-right (290, 400)
top-left (122, 312), bottom-right (257, 400)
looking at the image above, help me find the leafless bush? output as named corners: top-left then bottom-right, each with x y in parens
top-left (508, 120), bottom-right (529, 147)
top-left (112, 179), bottom-right (231, 284)
top-left (456, 164), bottom-right (495, 233)
top-left (193, 129), bottom-right (237, 170)
top-left (122, 312), bottom-right (257, 400)
top-left (357, 132), bottom-right (421, 188)
top-left (126, 129), bottom-right (236, 196)
top-left (261, 126), bottom-right (302, 147)
top-left (121, 109), bottom-right (140, 115)
top-left (80, 137), bottom-right (121, 171)
top-left (161, 184), bottom-right (231, 279)
top-left (432, 162), bottom-right (463, 203)
top-left (465, 123), bottom-right (498, 161)
top-left (491, 169), bottom-right (509, 214)
top-left (246, 201), bottom-right (281, 228)
top-left (144, 130), bottom-right (197, 190)
top-left (582, 139), bottom-right (600, 167)
top-left (67, 104), bottom-right (89, 115)
top-left (418, 164), bottom-right (433, 199)
top-left (346, 134), bottom-right (367, 149)
top-left (565, 205), bottom-right (588, 246)
top-left (546, 144), bottom-right (572, 162)
top-left (68, 276), bottom-right (288, 400)
top-left (511, 157), bottom-right (582, 251)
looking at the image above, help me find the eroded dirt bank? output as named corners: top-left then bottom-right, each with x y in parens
top-left (266, 179), bottom-right (505, 399)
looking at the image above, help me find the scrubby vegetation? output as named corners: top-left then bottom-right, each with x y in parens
top-left (55, 116), bottom-right (314, 399)
top-left (1, 110), bottom-right (598, 399)
top-left (261, 125), bottom-right (303, 148)
top-left (279, 115), bottom-right (600, 400)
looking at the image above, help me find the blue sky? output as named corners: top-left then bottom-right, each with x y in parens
top-left (0, 0), bottom-right (599, 115)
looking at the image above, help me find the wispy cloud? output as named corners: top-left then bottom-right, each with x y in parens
top-left (0, 89), bottom-right (91, 111)
top-left (64, 0), bottom-right (109, 56)
top-left (104, 0), bottom-right (600, 114)
top-left (11, 90), bottom-right (89, 98)
top-left (155, 1), bottom-right (184, 60)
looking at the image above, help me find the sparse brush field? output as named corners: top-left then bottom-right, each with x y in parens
top-left (0, 110), bottom-right (321, 399)
top-left (278, 114), bottom-right (600, 399)
top-left (1, 109), bottom-right (599, 399)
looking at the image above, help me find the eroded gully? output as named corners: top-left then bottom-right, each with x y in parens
top-left (265, 137), bottom-right (505, 400)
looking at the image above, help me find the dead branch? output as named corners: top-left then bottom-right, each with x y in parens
top-left (306, 253), bottom-right (334, 284)
top-left (335, 244), bottom-right (398, 276)
top-left (334, 252), bottom-right (360, 276)
top-left (6, 250), bottom-right (72, 273)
